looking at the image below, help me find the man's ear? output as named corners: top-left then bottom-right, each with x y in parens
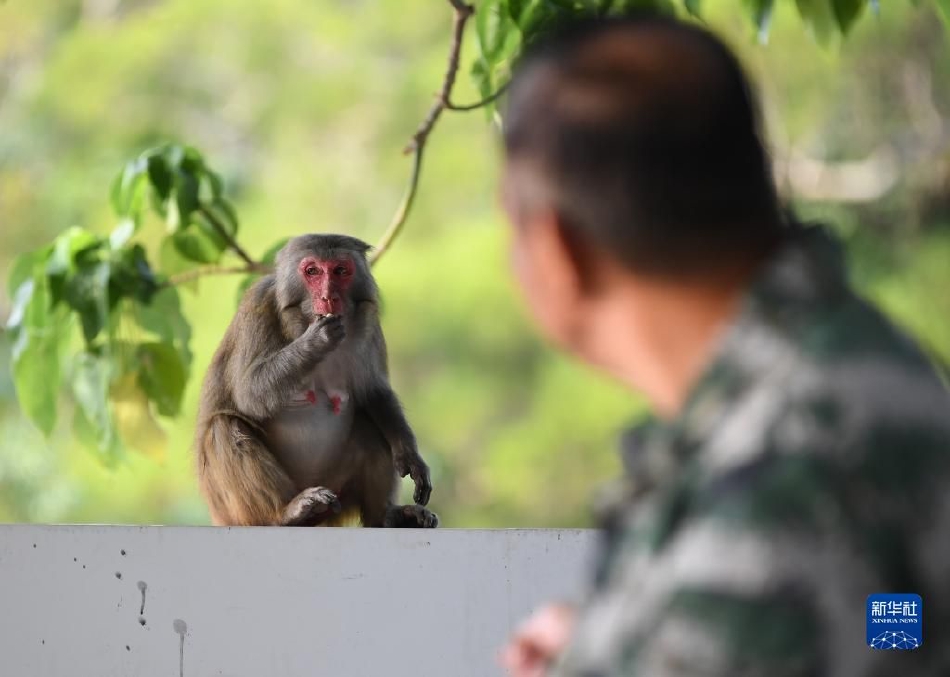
top-left (555, 219), bottom-right (598, 294)
top-left (527, 211), bottom-right (585, 300)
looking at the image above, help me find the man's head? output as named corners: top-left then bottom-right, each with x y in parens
top-left (502, 13), bottom-right (783, 354)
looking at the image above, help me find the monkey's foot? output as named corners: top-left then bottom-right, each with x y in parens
top-left (282, 487), bottom-right (342, 526)
top-left (383, 504), bottom-right (439, 529)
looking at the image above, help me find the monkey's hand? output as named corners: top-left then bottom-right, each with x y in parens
top-left (394, 450), bottom-right (432, 506)
top-left (302, 314), bottom-right (346, 355)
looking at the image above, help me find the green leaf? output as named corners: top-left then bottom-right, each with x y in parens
top-left (472, 56), bottom-right (493, 97)
top-left (110, 371), bottom-right (168, 459)
top-left (685, 0), bottom-right (702, 16)
top-left (71, 350), bottom-right (120, 461)
top-left (196, 199), bottom-right (240, 250)
top-left (64, 260), bottom-right (111, 344)
top-left (179, 145), bottom-right (206, 174)
top-left (170, 171), bottom-right (200, 231)
top-left (108, 244), bottom-right (158, 305)
top-left (477, 0), bottom-right (513, 61)
top-left (110, 157), bottom-right (148, 218)
top-left (612, 0), bottom-right (676, 13)
top-left (6, 245), bottom-right (52, 299)
top-left (199, 169), bottom-right (224, 204)
top-left (46, 227), bottom-right (101, 277)
top-left (795, 0), bottom-right (839, 44)
top-left (934, 0), bottom-right (950, 22)
top-left (171, 227), bottom-right (224, 264)
top-left (743, 0), bottom-right (775, 43)
top-left (158, 236), bottom-right (194, 273)
top-left (471, 57), bottom-right (497, 121)
top-left (109, 218), bottom-right (137, 249)
top-left (208, 198), bottom-right (239, 233)
top-left (831, 0), bottom-right (867, 34)
top-left (5, 277), bottom-right (34, 333)
top-left (547, 0), bottom-right (581, 9)
top-left (136, 342), bottom-right (187, 417)
top-left (508, 0), bottom-right (530, 21)
top-left (135, 287), bottom-right (193, 368)
top-left (11, 271), bottom-right (65, 436)
top-left (517, 1), bottom-right (572, 47)
top-left (146, 153), bottom-right (173, 201)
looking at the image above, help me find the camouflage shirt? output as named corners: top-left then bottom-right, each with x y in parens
top-left (554, 224), bottom-right (950, 677)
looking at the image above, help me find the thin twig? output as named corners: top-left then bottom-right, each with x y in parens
top-left (165, 263), bottom-right (272, 287)
top-left (445, 81), bottom-right (510, 112)
top-left (371, 1), bottom-right (474, 266)
top-left (198, 204), bottom-right (257, 267)
top-left (368, 145), bottom-right (424, 266)
top-left (402, 1), bottom-right (475, 155)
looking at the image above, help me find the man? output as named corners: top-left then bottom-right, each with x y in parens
top-left (498, 13), bottom-right (950, 677)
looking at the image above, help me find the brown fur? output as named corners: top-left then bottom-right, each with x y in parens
top-left (194, 235), bottom-right (436, 528)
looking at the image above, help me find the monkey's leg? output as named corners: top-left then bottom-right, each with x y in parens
top-left (348, 408), bottom-right (439, 528)
top-left (199, 414), bottom-right (338, 526)
top-left (347, 410), bottom-right (400, 527)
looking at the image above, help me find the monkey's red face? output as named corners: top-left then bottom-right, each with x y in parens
top-left (299, 256), bottom-right (356, 317)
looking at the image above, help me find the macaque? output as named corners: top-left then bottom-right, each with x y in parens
top-left (194, 234), bottom-right (437, 528)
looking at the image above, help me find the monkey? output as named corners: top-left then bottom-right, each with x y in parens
top-left (194, 234), bottom-right (438, 528)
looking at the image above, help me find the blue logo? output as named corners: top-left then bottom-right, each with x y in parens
top-left (867, 593), bottom-right (922, 650)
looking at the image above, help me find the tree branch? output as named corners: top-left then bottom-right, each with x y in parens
top-left (402, 1), bottom-right (474, 155)
top-left (371, 0), bottom-right (474, 266)
top-left (445, 81), bottom-right (510, 112)
top-left (368, 145), bottom-right (424, 267)
top-left (165, 263), bottom-right (272, 287)
top-left (198, 204), bottom-right (258, 267)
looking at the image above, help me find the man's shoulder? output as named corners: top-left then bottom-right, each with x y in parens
top-left (693, 289), bottom-right (950, 536)
top-left (718, 285), bottom-right (950, 457)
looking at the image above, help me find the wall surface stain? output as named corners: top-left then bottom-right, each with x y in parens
top-left (173, 618), bottom-right (188, 677)
top-left (137, 581), bottom-right (148, 614)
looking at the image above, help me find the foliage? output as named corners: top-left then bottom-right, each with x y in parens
top-left (467, 0), bottom-right (903, 112)
top-left (3, 144), bottom-right (256, 458)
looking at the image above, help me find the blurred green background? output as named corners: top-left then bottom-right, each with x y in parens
top-left (0, 0), bottom-right (948, 526)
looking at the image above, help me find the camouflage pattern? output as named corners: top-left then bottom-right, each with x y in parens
top-left (553, 224), bottom-right (950, 676)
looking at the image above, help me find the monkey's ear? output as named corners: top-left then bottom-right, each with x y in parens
top-left (347, 237), bottom-right (373, 256)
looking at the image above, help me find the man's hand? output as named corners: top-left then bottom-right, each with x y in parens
top-left (500, 603), bottom-right (576, 677)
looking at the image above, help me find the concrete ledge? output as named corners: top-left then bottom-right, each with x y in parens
top-left (0, 526), bottom-right (597, 677)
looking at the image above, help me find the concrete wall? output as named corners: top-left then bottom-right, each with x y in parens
top-left (0, 526), bottom-right (598, 677)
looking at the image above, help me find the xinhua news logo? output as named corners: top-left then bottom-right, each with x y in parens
top-left (866, 593), bottom-right (922, 650)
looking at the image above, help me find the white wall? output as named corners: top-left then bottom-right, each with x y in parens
top-left (0, 526), bottom-right (598, 677)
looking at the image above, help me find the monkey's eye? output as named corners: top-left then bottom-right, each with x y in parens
top-left (334, 266), bottom-right (349, 276)
top-left (305, 266), bottom-right (319, 276)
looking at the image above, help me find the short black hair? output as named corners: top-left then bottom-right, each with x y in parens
top-left (503, 13), bottom-right (784, 274)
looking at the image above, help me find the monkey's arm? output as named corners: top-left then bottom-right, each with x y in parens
top-left (233, 315), bottom-right (344, 421)
top-left (362, 388), bottom-right (432, 506)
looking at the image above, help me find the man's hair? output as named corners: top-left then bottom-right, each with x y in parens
top-left (503, 13), bottom-right (784, 274)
